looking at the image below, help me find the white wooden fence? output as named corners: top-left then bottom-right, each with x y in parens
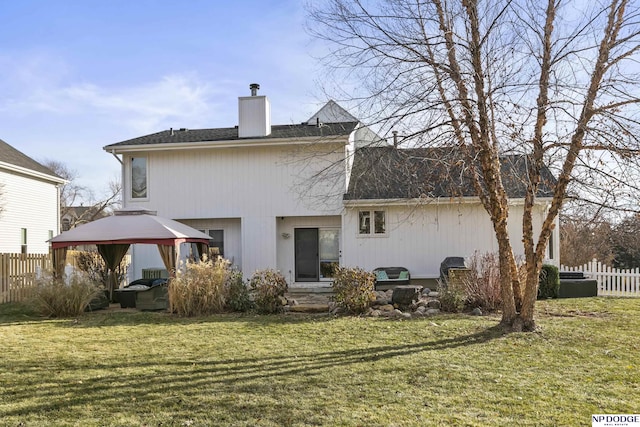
top-left (561, 259), bottom-right (640, 297)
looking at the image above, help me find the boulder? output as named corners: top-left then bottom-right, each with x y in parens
top-left (427, 300), bottom-right (441, 309)
top-left (392, 285), bottom-right (423, 306)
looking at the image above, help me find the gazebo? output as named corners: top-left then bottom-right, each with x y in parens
top-left (49, 209), bottom-right (211, 299)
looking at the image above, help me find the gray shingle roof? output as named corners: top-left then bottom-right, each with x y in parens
top-left (105, 122), bottom-right (359, 148)
top-left (0, 138), bottom-right (60, 178)
top-left (345, 146), bottom-right (556, 200)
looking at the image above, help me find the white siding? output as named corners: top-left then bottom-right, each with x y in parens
top-left (0, 169), bottom-right (59, 254)
top-left (341, 202), bottom-right (551, 278)
top-left (122, 143), bottom-right (346, 275)
top-left (241, 216), bottom-right (277, 276)
top-left (124, 144), bottom-right (345, 218)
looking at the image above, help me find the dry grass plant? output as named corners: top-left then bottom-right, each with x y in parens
top-left (30, 271), bottom-right (103, 317)
top-left (169, 256), bottom-right (229, 316)
top-left (463, 252), bottom-right (503, 312)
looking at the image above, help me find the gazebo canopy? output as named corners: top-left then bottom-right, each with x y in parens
top-left (50, 209), bottom-right (211, 249)
top-left (49, 209), bottom-right (211, 301)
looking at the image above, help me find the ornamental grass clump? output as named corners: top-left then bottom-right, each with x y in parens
top-left (169, 256), bottom-right (229, 316)
top-left (248, 269), bottom-right (288, 314)
top-left (30, 271), bottom-right (103, 318)
top-left (331, 267), bottom-right (375, 314)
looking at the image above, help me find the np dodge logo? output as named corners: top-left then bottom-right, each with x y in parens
top-left (593, 415), bottom-right (640, 427)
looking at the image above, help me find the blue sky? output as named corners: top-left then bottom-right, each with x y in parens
top-left (0, 0), bottom-right (332, 199)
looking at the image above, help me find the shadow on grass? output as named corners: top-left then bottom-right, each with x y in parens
top-left (0, 323), bottom-right (505, 422)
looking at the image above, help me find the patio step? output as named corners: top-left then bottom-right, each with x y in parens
top-left (286, 283), bottom-right (333, 308)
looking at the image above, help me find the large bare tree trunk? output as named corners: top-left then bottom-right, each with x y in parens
top-left (309, 0), bottom-right (640, 332)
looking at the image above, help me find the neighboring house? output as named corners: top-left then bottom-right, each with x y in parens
top-left (104, 84), bottom-right (558, 285)
top-left (0, 139), bottom-right (65, 254)
top-left (61, 205), bottom-right (109, 231)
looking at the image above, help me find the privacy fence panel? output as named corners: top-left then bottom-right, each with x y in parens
top-left (0, 253), bottom-right (51, 304)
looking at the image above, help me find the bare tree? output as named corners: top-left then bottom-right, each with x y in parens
top-left (42, 160), bottom-right (121, 229)
top-left (560, 210), bottom-right (614, 267)
top-left (309, 0), bottom-right (640, 331)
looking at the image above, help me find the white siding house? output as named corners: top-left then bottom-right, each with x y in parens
top-left (0, 140), bottom-right (65, 254)
top-left (104, 85), bottom-right (558, 284)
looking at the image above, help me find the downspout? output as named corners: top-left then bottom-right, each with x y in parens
top-left (110, 150), bottom-right (123, 165)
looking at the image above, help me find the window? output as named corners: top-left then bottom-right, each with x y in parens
top-left (20, 228), bottom-right (27, 254)
top-left (131, 157), bottom-right (147, 199)
top-left (208, 230), bottom-right (224, 258)
top-left (62, 218), bottom-right (71, 231)
top-left (358, 210), bottom-right (386, 236)
top-left (319, 229), bottom-right (340, 279)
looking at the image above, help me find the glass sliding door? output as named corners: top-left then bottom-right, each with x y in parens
top-left (319, 229), bottom-right (340, 280)
top-left (295, 228), bottom-right (340, 282)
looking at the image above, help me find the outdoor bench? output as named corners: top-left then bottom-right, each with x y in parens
top-left (373, 267), bottom-right (411, 289)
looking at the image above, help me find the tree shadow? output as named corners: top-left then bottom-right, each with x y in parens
top-left (1, 323), bottom-right (505, 422)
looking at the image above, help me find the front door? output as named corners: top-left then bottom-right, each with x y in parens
top-left (295, 228), bottom-right (319, 282)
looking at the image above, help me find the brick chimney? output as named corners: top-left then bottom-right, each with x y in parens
top-left (238, 83), bottom-right (271, 138)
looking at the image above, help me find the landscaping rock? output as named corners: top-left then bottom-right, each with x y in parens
top-left (370, 309), bottom-right (381, 317)
top-left (401, 312), bottom-right (412, 319)
top-left (375, 297), bottom-right (390, 306)
top-left (428, 291), bottom-right (440, 298)
top-left (427, 300), bottom-right (441, 309)
top-left (471, 307), bottom-right (483, 316)
top-left (415, 306), bottom-right (427, 315)
top-left (392, 285), bottom-right (423, 306)
top-left (426, 308), bottom-right (440, 316)
top-left (422, 288), bottom-right (432, 295)
top-left (379, 304), bottom-right (395, 312)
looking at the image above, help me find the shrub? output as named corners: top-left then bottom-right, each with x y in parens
top-left (462, 252), bottom-right (503, 312)
top-left (74, 250), bottom-right (128, 287)
top-left (538, 264), bottom-right (560, 299)
top-left (169, 257), bottom-right (229, 316)
top-left (249, 269), bottom-right (288, 314)
top-left (225, 268), bottom-right (253, 312)
top-left (437, 280), bottom-right (466, 313)
top-left (331, 267), bottom-right (375, 314)
top-left (30, 271), bottom-right (103, 318)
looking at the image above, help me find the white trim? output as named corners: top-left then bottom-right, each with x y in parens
top-left (344, 196), bottom-right (553, 207)
top-left (105, 134), bottom-right (351, 154)
top-left (0, 161), bottom-right (67, 184)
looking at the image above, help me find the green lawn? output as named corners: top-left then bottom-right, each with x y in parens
top-left (0, 298), bottom-right (638, 426)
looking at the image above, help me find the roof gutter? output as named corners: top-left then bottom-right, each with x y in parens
top-left (103, 135), bottom-right (350, 154)
top-left (343, 196), bottom-right (553, 207)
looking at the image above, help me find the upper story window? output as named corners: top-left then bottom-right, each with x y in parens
top-left (20, 228), bottom-right (27, 254)
top-left (131, 157), bottom-right (148, 199)
top-left (358, 210), bottom-right (386, 236)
